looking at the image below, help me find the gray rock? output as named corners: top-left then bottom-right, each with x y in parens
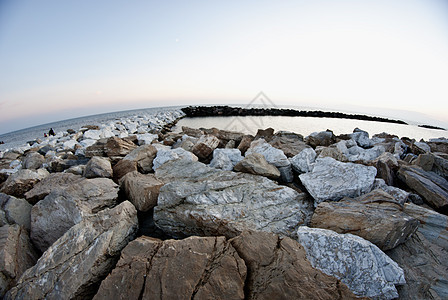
top-left (0, 169), bottom-right (49, 198)
top-left (83, 156), bottom-right (113, 178)
top-left (154, 160), bottom-right (313, 239)
top-left (432, 153), bottom-right (448, 180)
top-left (351, 128), bottom-right (373, 148)
top-left (306, 130), bottom-right (336, 148)
top-left (209, 148), bottom-right (243, 171)
top-left (24, 173), bottom-right (83, 204)
top-left (297, 226), bottom-right (405, 299)
top-left (299, 157), bottom-right (377, 205)
top-left (104, 136), bottom-right (137, 157)
top-left (6, 201), bottom-right (138, 300)
top-left (233, 153), bottom-right (280, 179)
top-left (152, 147), bottom-right (198, 170)
top-left (22, 152), bottom-right (44, 170)
top-left (123, 144), bottom-right (158, 173)
top-left (413, 153), bottom-right (434, 171)
top-left (414, 142), bottom-right (431, 153)
top-left (373, 179), bottom-right (409, 205)
top-left (31, 177), bottom-right (119, 252)
top-left (290, 148), bottom-right (316, 173)
top-left (0, 193), bottom-right (32, 230)
top-left (119, 171), bottom-right (164, 212)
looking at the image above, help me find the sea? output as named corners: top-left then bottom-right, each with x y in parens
top-left (1, 105), bottom-right (447, 152)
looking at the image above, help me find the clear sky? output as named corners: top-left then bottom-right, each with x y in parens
top-left (1, 0), bottom-right (447, 134)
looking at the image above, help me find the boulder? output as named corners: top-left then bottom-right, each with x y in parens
top-left (209, 148), bottom-right (243, 171)
top-left (24, 173), bottom-right (83, 204)
top-left (0, 225), bottom-right (38, 298)
top-left (0, 169), bottom-right (49, 198)
top-left (152, 146), bottom-right (198, 170)
top-left (373, 152), bottom-right (399, 186)
top-left (83, 156), bottom-right (113, 178)
top-left (31, 177), bottom-right (119, 252)
top-left (181, 126), bottom-right (204, 138)
top-left (351, 128), bottom-right (373, 148)
top-left (202, 127), bottom-right (245, 144)
top-left (290, 148), bottom-right (317, 173)
top-left (297, 226), bottom-right (405, 299)
top-left (0, 194), bottom-right (32, 230)
top-left (6, 201), bottom-right (138, 300)
top-left (122, 144), bottom-right (157, 173)
top-left (413, 153), bottom-right (434, 171)
top-left (310, 190), bottom-right (419, 250)
top-left (22, 152), bottom-right (44, 170)
top-left (119, 171), bottom-right (164, 212)
top-left (428, 139), bottom-right (448, 154)
top-left (432, 153), bottom-right (448, 180)
top-left (237, 135), bottom-right (254, 155)
top-left (299, 157), bottom-right (377, 206)
top-left (317, 146), bottom-right (348, 162)
top-left (104, 137), bottom-right (136, 157)
top-left (94, 235), bottom-right (246, 300)
top-left (154, 160), bottom-right (313, 239)
top-left (306, 130), bottom-right (336, 148)
top-left (246, 139), bottom-right (293, 182)
top-left (84, 138), bottom-right (107, 157)
top-left (192, 135), bottom-right (220, 160)
top-left (268, 135), bottom-right (310, 157)
top-left (136, 133), bottom-right (158, 145)
top-left (112, 159), bottom-right (137, 181)
top-left (233, 153), bottom-right (280, 179)
top-left (397, 165), bottom-right (448, 209)
top-left (254, 128), bottom-right (275, 140)
top-left (372, 179), bottom-right (409, 204)
top-left (229, 231), bottom-right (359, 299)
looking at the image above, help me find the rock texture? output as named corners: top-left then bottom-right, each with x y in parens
top-left (0, 225), bottom-right (38, 297)
top-left (209, 148), bottom-right (243, 171)
top-left (268, 134), bottom-right (309, 157)
top-left (0, 169), bottom-right (49, 198)
top-left (310, 190), bottom-right (419, 250)
top-left (5, 201), bottom-right (138, 300)
top-left (119, 171), bottom-right (164, 212)
top-left (24, 173), bottom-right (82, 204)
top-left (83, 156), bottom-right (113, 178)
top-left (94, 235), bottom-right (246, 300)
top-left (154, 160), bottom-right (313, 239)
top-left (290, 148), bottom-right (317, 173)
top-left (299, 157), bottom-right (377, 205)
top-left (233, 153), bottom-right (280, 179)
top-left (297, 226), bottom-right (405, 299)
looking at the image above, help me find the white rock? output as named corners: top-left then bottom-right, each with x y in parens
top-left (152, 147), bottom-right (198, 170)
top-left (210, 149), bottom-right (243, 171)
top-left (290, 148), bottom-right (316, 173)
top-left (351, 129), bottom-right (373, 148)
top-left (99, 129), bottom-right (115, 139)
top-left (83, 130), bottom-right (101, 140)
top-left (62, 140), bottom-right (78, 150)
top-left (79, 139), bottom-right (97, 148)
top-left (136, 133), bottom-right (158, 145)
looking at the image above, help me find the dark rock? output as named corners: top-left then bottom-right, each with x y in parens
top-left (0, 169), bottom-right (49, 198)
top-left (104, 137), bottom-right (137, 157)
top-left (236, 135), bottom-right (254, 155)
top-left (0, 193), bottom-right (32, 230)
top-left (254, 127), bottom-right (275, 141)
top-left (191, 135), bottom-right (220, 160)
top-left (305, 130), bottom-right (336, 148)
top-left (112, 159), bottom-right (137, 181)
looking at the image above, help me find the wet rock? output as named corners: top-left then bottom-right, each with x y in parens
top-left (0, 194), bottom-right (32, 230)
top-left (24, 173), bottom-right (83, 204)
top-left (397, 165), bottom-right (448, 209)
top-left (83, 156), bottom-right (113, 178)
top-left (0, 169), bottom-right (49, 198)
top-left (22, 152), bottom-right (44, 170)
top-left (0, 225), bottom-right (38, 298)
top-left (290, 148), bottom-right (317, 173)
top-left (209, 148), bottom-right (243, 171)
top-left (310, 190), bottom-right (418, 250)
top-left (154, 160), bottom-right (313, 239)
top-left (6, 201), bottom-right (138, 300)
top-left (104, 136), bottom-right (136, 157)
top-left (94, 235), bottom-right (246, 300)
top-left (119, 171), bottom-right (164, 212)
top-left (192, 135), bottom-right (220, 160)
top-left (233, 153), bottom-right (280, 179)
top-left (299, 157), bottom-right (377, 206)
top-left (297, 226), bottom-right (405, 299)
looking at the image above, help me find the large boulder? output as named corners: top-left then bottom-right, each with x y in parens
top-left (154, 160), bottom-right (313, 239)
top-left (122, 144), bottom-right (157, 173)
top-left (268, 134), bottom-right (310, 157)
top-left (83, 156), bottom-right (113, 178)
top-left (152, 146), bottom-right (198, 170)
top-left (299, 157), bottom-right (377, 206)
top-left (6, 201), bottom-right (138, 300)
top-left (104, 136), bottom-right (136, 157)
top-left (94, 235), bottom-right (246, 300)
top-left (351, 128), bottom-right (373, 148)
top-left (119, 171), bottom-right (164, 212)
top-left (229, 231), bottom-right (359, 299)
top-left (397, 165), bottom-right (448, 209)
top-left (0, 225), bottom-right (38, 298)
top-left (297, 226), bottom-right (405, 299)
top-left (290, 148), bottom-right (317, 173)
top-left (192, 135), bottom-right (220, 160)
top-left (305, 130), bottom-right (336, 148)
top-left (246, 139), bottom-right (293, 182)
top-left (0, 194), bottom-right (32, 230)
top-left (22, 152), bottom-right (44, 170)
top-left (310, 190), bottom-right (419, 250)
top-left (24, 173), bottom-right (83, 204)
top-left (209, 148), bottom-right (243, 171)
top-left (31, 177), bottom-right (119, 252)
top-left (0, 169), bottom-right (49, 198)
top-left (233, 153), bottom-right (280, 179)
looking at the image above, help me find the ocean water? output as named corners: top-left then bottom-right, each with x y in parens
top-left (173, 115), bottom-right (448, 141)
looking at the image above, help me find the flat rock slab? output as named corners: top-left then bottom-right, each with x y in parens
top-left (299, 157), bottom-right (377, 205)
top-left (154, 160), bottom-right (313, 239)
top-left (6, 201), bottom-right (138, 300)
top-left (94, 235), bottom-right (246, 300)
top-left (297, 226), bottom-right (405, 299)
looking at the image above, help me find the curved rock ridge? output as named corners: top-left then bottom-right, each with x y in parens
top-left (154, 159), bottom-right (313, 239)
top-left (297, 226), bottom-right (405, 300)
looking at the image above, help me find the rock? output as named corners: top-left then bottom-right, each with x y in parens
top-left (230, 231), bottom-right (358, 300)
top-left (136, 133), bottom-right (158, 145)
top-left (428, 139), bottom-right (448, 154)
top-left (119, 171), bottom-right (164, 212)
top-left (181, 126), bottom-right (204, 138)
top-left (0, 194), bottom-right (32, 230)
top-left (225, 139), bottom-right (235, 148)
top-left (432, 153), bottom-right (448, 180)
top-left (310, 190), bottom-right (419, 250)
top-left (413, 153), bottom-right (434, 171)
top-left (372, 179), bottom-right (409, 204)
top-left (397, 165), bottom-right (448, 209)
top-left (94, 235), bottom-right (246, 300)
top-left (24, 173), bottom-right (83, 204)
top-left (22, 152), bottom-right (44, 170)
top-left (269, 135), bottom-right (310, 158)
top-left (237, 135), bottom-right (254, 155)
top-left (254, 128), bottom-right (275, 140)
top-left (290, 148), bottom-right (317, 173)
top-left (0, 225), bottom-right (39, 298)
top-left (351, 128), bottom-right (373, 148)
top-left (414, 141), bottom-right (431, 154)
top-left (317, 146), bottom-right (348, 162)
top-left (153, 146), bottom-right (198, 170)
top-left (192, 135), bottom-right (220, 160)
top-left (246, 139), bottom-right (293, 182)
top-left (233, 153), bottom-right (280, 179)
top-left (112, 159), bottom-right (137, 181)
top-left (84, 138), bottom-right (107, 157)
top-left (31, 177), bottom-right (119, 252)
top-left (299, 157), bottom-right (377, 206)
top-left (373, 152), bottom-right (399, 186)
top-left (104, 137), bottom-right (136, 157)
top-left (123, 144), bottom-right (158, 173)
top-left (83, 129), bottom-right (101, 140)
top-left (306, 130), bottom-right (336, 148)
top-left (6, 201), bottom-right (138, 300)
top-left (83, 156), bottom-right (113, 178)
top-left (154, 160), bottom-right (313, 239)
top-left (0, 169), bottom-right (49, 198)
top-left (297, 226), bottom-right (405, 299)
top-left (202, 127), bottom-right (245, 144)
top-left (209, 148), bottom-right (243, 171)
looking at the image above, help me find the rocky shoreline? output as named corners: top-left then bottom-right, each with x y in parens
top-left (0, 108), bottom-right (447, 299)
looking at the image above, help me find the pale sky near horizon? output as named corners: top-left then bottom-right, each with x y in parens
top-left (1, 0), bottom-right (447, 134)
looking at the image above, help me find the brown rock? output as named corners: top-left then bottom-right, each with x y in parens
top-left (24, 173), bottom-right (83, 204)
top-left (202, 127), bottom-right (245, 143)
top-left (123, 144), bottom-right (158, 173)
top-left (372, 152), bottom-right (399, 185)
top-left (0, 169), bottom-right (49, 198)
top-left (85, 138), bottom-right (107, 157)
top-left (413, 153), bottom-right (434, 171)
top-left (181, 126), bottom-right (204, 138)
top-left (119, 171), bottom-right (164, 212)
top-left (317, 147), bottom-right (348, 162)
top-left (268, 135), bottom-right (310, 157)
top-left (428, 141), bottom-right (448, 154)
top-left (192, 135), bottom-right (220, 160)
top-left (94, 235), bottom-right (246, 300)
top-left (112, 159), bottom-right (137, 181)
top-left (83, 156), bottom-right (113, 178)
top-left (306, 130), bottom-right (336, 148)
top-left (104, 137), bottom-right (137, 157)
top-left (254, 127), bottom-right (275, 141)
top-left (237, 135), bottom-right (254, 155)
top-left (234, 153), bottom-right (280, 179)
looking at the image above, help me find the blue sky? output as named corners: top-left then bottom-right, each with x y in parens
top-left (1, 0), bottom-right (448, 134)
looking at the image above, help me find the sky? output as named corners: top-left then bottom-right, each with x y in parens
top-left (1, 0), bottom-right (448, 134)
